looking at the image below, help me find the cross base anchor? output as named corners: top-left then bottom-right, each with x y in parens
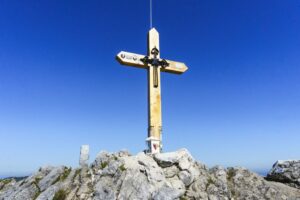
top-left (145, 136), bottom-right (162, 154)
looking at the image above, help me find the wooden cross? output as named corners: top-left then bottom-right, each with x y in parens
top-left (116, 28), bottom-right (188, 154)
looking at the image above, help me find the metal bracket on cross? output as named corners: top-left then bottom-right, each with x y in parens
top-left (140, 47), bottom-right (169, 87)
top-left (140, 47), bottom-right (169, 68)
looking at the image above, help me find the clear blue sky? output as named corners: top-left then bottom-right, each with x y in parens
top-left (0, 0), bottom-right (299, 177)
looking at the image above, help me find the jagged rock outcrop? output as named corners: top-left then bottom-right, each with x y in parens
top-left (0, 149), bottom-right (300, 200)
top-left (266, 160), bottom-right (300, 189)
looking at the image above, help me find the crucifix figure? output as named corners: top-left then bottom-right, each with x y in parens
top-left (116, 28), bottom-right (188, 154)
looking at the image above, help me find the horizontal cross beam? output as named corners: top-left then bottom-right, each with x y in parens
top-left (116, 51), bottom-right (188, 74)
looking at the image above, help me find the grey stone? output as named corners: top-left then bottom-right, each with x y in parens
top-left (92, 151), bottom-right (112, 170)
top-left (36, 184), bottom-right (59, 200)
top-left (117, 168), bottom-right (152, 199)
top-left (38, 166), bottom-right (65, 191)
top-left (168, 177), bottom-right (186, 197)
top-left (93, 177), bottom-right (116, 200)
top-left (178, 170), bottom-right (193, 186)
top-left (152, 182), bottom-right (184, 200)
top-left (162, 165), bottom-right (179, 178)
top-left (12, 184), bottom-right (39, 200)
top-left (154, 148), bottom-right (194, 168)
top-left (266, 160), bottom-right (300, 189)
top-left (137, 152), bottom-right (165, 183)
top-left (226, 167), bottom-right (300, 200)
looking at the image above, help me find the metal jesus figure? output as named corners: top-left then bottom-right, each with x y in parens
top-left (116, 28), bottom-right (188, 154)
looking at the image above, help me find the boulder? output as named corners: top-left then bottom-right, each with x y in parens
top-left (266, 160), bottom-right (300, 189)
top-left (153, 148), bottom-right (194, 168)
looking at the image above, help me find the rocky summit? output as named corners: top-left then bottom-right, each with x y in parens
top-left (0, 149), bottom-right (300, 200)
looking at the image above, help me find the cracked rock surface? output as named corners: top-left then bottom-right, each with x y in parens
top-left (266, 160), bottom-right (300, 189)
top-left (0, 149), bottom-right (300, 200)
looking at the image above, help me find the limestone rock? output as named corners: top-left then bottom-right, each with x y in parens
top-left (1, 149), bottom-right (300, 200)
top-left (227, 167), bottom-right (300, 200)
top-left (163, 165), bottom-right (179, 178)
top-left (178, 170), bottom-right (193, 186)
top-left (153, 148), bottom-right (194, 168)
top-left (266, 160), bottom-right (300, 189)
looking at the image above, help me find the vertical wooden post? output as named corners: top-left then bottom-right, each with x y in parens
top-left (147, 28), bottom-right (162, 153)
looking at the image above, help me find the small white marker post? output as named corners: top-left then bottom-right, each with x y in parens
top-left (79, 145), bottom-right (89, 167)
top-left (116, 28), bottom-right (188, 154)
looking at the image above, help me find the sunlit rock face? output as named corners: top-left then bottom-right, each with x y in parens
top-left (266, 160), bottom-right (300, 189)
top-left (1, 149), bottom-right (300, 200)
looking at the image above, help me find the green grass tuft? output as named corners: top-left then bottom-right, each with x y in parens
top-left (205, 176), bottom-right (215, 190)
top-left (60, 167), bottom-right (72, 181)
top-left (119, 164), bottom-right (126, 172)
top-left (34, 177), bottom-right (42, 184)
top-left (72, 168), bottom-right (81, 182)
top-left (0, 179), bottom-right (12, 185)
top-left (53, 189), bottom-right (67, 200)
top-left (227, 168), bottom-right (235, 181)
top-left (100, 161), bottom-right (108, 169)
top-left (0, 179), bottom-right (12, 191)
top-left (33, 191), bottom-right (41, 200)
top-left (31, 178), bottom-right (41, 200)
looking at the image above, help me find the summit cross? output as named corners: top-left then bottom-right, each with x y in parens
top-left (116, 28), bottom-right (188, 154)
